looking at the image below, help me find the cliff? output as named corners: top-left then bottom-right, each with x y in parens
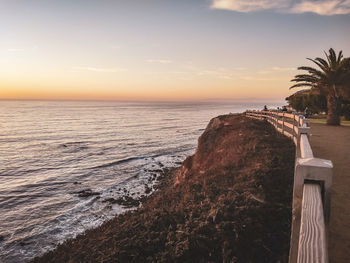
top-left (176, 114), bottom-right (277, 184)
top-left (33, 114), bottom-right (295, 263)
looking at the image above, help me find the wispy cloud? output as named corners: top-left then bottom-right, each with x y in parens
top-left (72, 66), bottom-right (127, 72)
top-left (258, 66), bottom-right (296, 74)
top-left (290, 0), bottom-right (350, 15)
top-left (111, 45), bottom-right (121, 49)
top-left (240, 76), bottom-right (254, 80)
top-left (7, 48), bottom-right (25, 52)
top-left (179, 66), bottom-right (249, 80)
top-left (258, 70), bottom-right (272, 75)
top-left (211, 0), bottom-right (350, 15)
top-left (211, 0), bottom-right (289, 12)
top-left (147, 59), bottom-right (173, 64)
top-left (196, 68), bottom-right (238, 79)
top-left (271, 66), bottom-right (297, 71)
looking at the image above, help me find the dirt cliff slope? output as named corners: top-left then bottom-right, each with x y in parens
top-left (33, 114), bottom-right (295, 263)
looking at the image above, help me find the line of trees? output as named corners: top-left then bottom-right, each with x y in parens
top-left (286, 88), bottom-right (350, 120)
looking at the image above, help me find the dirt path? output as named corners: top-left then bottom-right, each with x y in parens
top-left (309, 123), bottom-right (350, 263)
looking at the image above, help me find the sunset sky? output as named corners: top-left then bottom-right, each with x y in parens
top-left (0, 0), bottom-right (349, 101)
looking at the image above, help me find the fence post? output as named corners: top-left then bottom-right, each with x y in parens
top-left (304, 118), bottom-right (310, 128)
top-left (292, 113), bottom-right (296, 136)
top-left (282, 113), bottom-right (285, 135)
top-left (273, 113), bottom-right (277, 128)
top-left (274, 113), bottom-right (277, 128)
top-left (289, 158), bottom-right (333, 263)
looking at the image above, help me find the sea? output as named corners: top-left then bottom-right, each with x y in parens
top-left (0, 100), bottom-right (282, 262)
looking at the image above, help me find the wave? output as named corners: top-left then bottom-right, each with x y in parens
top-left (90, 156), bottom-right (146, 169)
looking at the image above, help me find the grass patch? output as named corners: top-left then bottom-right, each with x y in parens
top-left (309, 114), bottom-right (350, 125)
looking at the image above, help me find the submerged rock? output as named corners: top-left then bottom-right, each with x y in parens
top-left (102, 196), bottom-right (140, 208)
top-left (144, 184), bottom-right (152, 194)
top-left (75, 189), bottom-right (100, 198)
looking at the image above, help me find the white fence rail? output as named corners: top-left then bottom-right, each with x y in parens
top-left (246, 110), bottom-right (332, 263)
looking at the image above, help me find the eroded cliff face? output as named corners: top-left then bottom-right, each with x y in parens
top-left (176, 114), bottom-right (272, 185)
top-left (33, 114), bottom-right (296, 263)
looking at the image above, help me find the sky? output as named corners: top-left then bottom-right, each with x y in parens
top-left (0, 0), bottom-right (349, 101)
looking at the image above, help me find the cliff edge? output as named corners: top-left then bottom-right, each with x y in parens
top-left (176, 114), bottom-right (279, 184)
top-left (33, 114), bottom-right (295, 263)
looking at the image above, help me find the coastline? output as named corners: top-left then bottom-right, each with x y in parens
top-left (32, 114), bottom-right (295, 262)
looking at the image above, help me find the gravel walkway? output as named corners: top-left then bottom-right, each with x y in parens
top-left (309, 123), bottom-right (350, 263)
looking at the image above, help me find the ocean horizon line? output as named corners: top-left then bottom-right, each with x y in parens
top-left (0, 98), bottom-right (285, 105)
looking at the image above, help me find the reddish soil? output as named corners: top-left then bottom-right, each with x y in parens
top-left (32, 114), bottom-right (295, 263)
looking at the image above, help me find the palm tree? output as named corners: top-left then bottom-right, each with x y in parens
top-left (290, 48), bottom-right (350, 125)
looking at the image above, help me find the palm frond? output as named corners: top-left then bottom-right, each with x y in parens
top-left (337, 50), bottom-right (343, 64)
top-left (307, 58), bottom-right (328, 72)
top-left (329, 48), bottom-right (337, 68)
top-left (314, 57), bottom-right (329, 70)
top-left (297, 66), bottom-right (327, 79)
top-left (291, 75), bottom-right (319, 83)
top-left (292, 74), bottom-right (319, 79)
top-left (289, 83), bottom-right (313, 89)
top-left (297, 66), bottom-right (318, 72)
top-left (324, 50), bottom-right (332, 66)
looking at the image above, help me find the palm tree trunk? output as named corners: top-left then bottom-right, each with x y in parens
top-left (326, 93), bottom-right (341, 125)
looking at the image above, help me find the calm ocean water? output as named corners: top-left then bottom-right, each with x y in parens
top-left (0, 100), bottom-right (282, 262)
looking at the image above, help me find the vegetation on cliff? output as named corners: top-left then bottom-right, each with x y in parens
top-left (33, 114), bottom-right (295, 263)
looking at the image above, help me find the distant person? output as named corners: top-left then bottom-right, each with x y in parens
top-left (304, 107), bottom-right (309, 118)
top-left (282, 106), bottom-right (287, 112)
top-left (263, 105), bottom-right (268, 111)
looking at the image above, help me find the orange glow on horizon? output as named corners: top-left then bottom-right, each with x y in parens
top-left (0, 83), bottom-right (292, 101)
top-left (0, 70), bottom-right (295, 101)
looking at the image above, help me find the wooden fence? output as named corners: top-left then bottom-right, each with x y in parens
top-left (246, 110), bottom-right (333, 263)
